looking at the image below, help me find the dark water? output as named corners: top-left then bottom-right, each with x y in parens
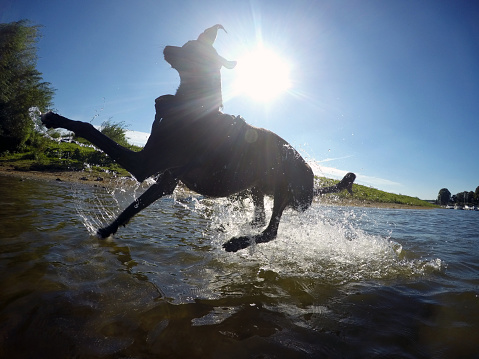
top-left (0, 175), bottom-right (478, 358)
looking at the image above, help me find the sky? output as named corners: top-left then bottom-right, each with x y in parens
top-left (2, 0), bottom-right (479, 200)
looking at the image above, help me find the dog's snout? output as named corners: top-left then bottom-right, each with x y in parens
top-left (163, 45), bottom-right (182, 67)
top-left (163, 45), bottom-right (174, 59)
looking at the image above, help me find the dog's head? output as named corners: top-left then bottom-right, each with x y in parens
top-left (164, 24), bottom-right (236, 74)
top-left (163, 25), bottom-right (236, 112)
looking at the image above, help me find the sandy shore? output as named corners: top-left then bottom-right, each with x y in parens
top-left (0, 163), bottom-right (128, 187)
top-left (0, 164), bottom-right (435, 210)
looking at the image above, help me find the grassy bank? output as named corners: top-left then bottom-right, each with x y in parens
top-left (0, 136), bottom-right (138, 177)
top-left (1, 136), bottom-right (437, 208)
top-left (316, 177), bottom-right (437, 208)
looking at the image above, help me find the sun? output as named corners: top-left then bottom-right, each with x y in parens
top-left (232, 48), bottom-right (291, 102)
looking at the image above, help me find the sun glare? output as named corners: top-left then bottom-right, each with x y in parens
top-left (232, 48), bottom-right (291, 102)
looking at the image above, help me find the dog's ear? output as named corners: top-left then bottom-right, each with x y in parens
top-left (197, 24), bottom-right (226, 45)
top-left (197, 25), bottom-right (236, 69)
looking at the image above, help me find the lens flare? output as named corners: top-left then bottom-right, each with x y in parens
top-left (232, 48), bottom-right (291, 102)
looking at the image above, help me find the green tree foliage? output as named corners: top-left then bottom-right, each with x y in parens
top-left (437, 188), bottom-right (451, 205)
top-left (468, 191), bottom-right (475, 204)
top-left (0, 20), bottom-right (54, 152)
top-left (437, 187), bottom-right (479, 205)
top-left (456, 191), bottom-right (465, 205)
top-left (99, 119), bottom-right (129, 147)
top-left (452, 190), bottom-right (478, 205)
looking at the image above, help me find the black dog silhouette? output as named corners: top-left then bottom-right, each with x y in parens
top-left (42, 25), bottom-right (355, 252)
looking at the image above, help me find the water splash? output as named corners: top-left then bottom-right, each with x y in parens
top-left (28, 106), bottom-right (102, 149)
top-left (201, 198), bottom-right (444, 284)
top-left (72, 179), bottom-right (444, 286)
top-left (29, 107), bottom-right (48, 135)
top-left (73, 176), bottom-right (146, 236)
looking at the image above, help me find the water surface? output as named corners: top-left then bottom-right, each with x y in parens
top-left (0, 175), bottom-right (478, 358)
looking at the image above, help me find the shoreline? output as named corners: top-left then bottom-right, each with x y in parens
top-left (0, 164), bottom-right (435, 210)
top-left (314, 197), bottom-right (435, 210)
top-left (0, 163), bottom-right (130, 187)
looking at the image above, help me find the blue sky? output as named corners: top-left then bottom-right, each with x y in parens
top-left (2, 0), bottom-right (478, 200)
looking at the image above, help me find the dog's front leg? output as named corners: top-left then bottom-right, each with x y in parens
top-left (97, 171), bottom-right (178, 238)
top-left (41, 112), bottom-right (144, 179)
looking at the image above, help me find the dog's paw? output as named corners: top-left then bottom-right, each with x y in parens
top-left (41, 112), bottom-right (65, 129)
top-left (223, 236), bottom-right (253, 252)
top-left (97, 227), bottom-right (113, 239)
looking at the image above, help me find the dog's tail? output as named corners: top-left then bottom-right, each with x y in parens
top-left (314, 172), bottom-right (356, 197)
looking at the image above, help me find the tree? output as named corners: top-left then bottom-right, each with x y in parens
top-left (456, 191), bottom-right (466, 205)
top-left (467, 191), bottom-right (475, 205)
top-left (475, 186), bottom-right (479, 204)
top-left (0, 20), bottom-right (54, 152)
top-left (99, 119), bottom-right (129, 147)
top-left (437, 188), bottom-right (451, 205)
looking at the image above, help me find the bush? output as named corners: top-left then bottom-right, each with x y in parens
top-left (0, 20), bottom-right (55, 152)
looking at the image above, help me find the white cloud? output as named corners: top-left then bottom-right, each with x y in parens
top-left (310, 163), bottom-right (349, 179)
top-left (90, 125), bottom-right (149, 147)
top-left (356, 174), bottom-right (402, 188)
top-left (125, 130), bottom-right (150, 146)
top-left (317, 155), bottom-right (355, 163)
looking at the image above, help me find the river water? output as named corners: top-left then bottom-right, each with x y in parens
top-left (0, 175), bottom-right (478, 358)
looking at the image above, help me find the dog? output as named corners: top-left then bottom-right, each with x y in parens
top-left (41, 25), bottom-right (356, 252)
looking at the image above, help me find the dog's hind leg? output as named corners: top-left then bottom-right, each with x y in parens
top-left (41, 112), bottom-right (144, 179)
top-left (314, 172), bottom-right (356, 196)
top-left (250, 187), bottom-right (266, 228)
top-left (223, 191), bottom-right (288, 252)
top-left (97, 171), bottom-right (178, 238)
